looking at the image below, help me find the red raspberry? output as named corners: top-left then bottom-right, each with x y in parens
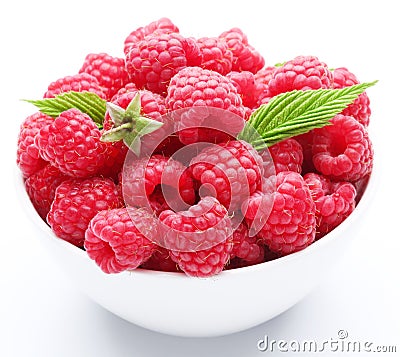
top-left (243, 106), bottom-right (254, 121)
top-left (256, 88), bottom-right (273, 107)
top-left (166, 66), bottom-right (245, 145)
top-left (218, 28), bottom-right (264, 73)
top-left (353, 174), bottom-right (370, 204)
top-left (47, 177), bottom-right (122, 247)
top-left (153, 134), bottom-right (185, 157)
top-left (332, 67), bottom-right (371, 126)
top-left (17, 112), bottom-right (53, 178)
top-left (267, 56), bottom-right (333, 97)
top-left (226, 71), bottom-right (264, 109)
top-left (243, 171), bottom-right (316, 255)
top-left (254, 66), bottom-right (276, 106)
top-left (125, 32), bottom-right (202, 95)
top-left (312, 114), bottom-right (373, 181)
top-left (25, 164), bottom-right (68, 220)
top-left (190, 140), bottom-right (264, 211)
top-left (159, 196), bottom-right (233, 277)
top-left (254, 65), bottom-right (276, 86)
top-left (304, 173), bottom-right (356, 238)
top-left (302, 172), bottom-right (331, 200)
top-left (96, 140), bottom-right (126, 182)
top-left (35, 108), bottom-right (107, 178)
top-left (122, 154), bottom-right (195, 212)
top-left (269, 138), bottom-right (303, 174)
top-left (79, 53), bottom-right (130, 100)
top-left (113, 88), bottom-right (167, 121)
top-left (230, 222), bottom-right (264, 264)
top-left (227, 248), bottom-right (265, 269)
top-left (197, 37), bottom-right (233, 75)
top-left (264, 246), bottom-right (280, 262)
top-left (294, 131), bottom-right (315, 174)
top-left (43, 73), bottom-right (106, 99)
top-left (110, 83), bottom-right (137, 101)
top-left (241, 190), bottom-right (270, 221)
top-left (226, 243), bottom-right (278, 269)
top-left (140, 247), bottom-right (180, 272)
top-left (124, 17), bottom-right (179, 55)
top-left (84, 208), bottom-right (157, 274)
top-left (148, 186), bottom-right (171, 216)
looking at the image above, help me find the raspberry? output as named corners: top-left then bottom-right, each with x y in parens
top-left (254, 65), bottom-right (276, 86)
top-left (84, 208), bottom-right (157, 274)
top-left (122, 154), bottom-right (195, 212)
top-left (294, 131), bottom-right (315, 174)
top-left (197, 37), bottom-right (233, 75)
top-left (267, 55), bottom-right (333, 97)
top-left (79, 52), bottom-right (130, 100)
top-left (264, 245), bottom-right (280, 262)
top-left (47, 177), bottom-right (122, 247)
top-left (159, 196), bottom-right (233, 277)
top-left (110, 89), bottom-right (167, 120)
top-left (243, 171), bottom-right (316, 255)
top-left (153, 134), bottom-right (185, 157)
top-left (269, 138), bottom-right (303, 174)
top-left (96, 139), bottom-right (126, 181)
top-left (25, 164), bottom-right (68, 220)
top-left (141, 247), bottom-right (180, 272)
top-left (312, 114), bottom-right (373, 181)
top-left (254, 66), bottom-right (276, 107)
top-left (304, 173), bottom-right (356, 238)
top-left (332, 67), bottom-right (371, 126)
top-left (125, 32), bottom-right (202, 95)
top-left (227, 249), bottom-right (265, 269)
top-left (226, 71), bottom-right (263, 109)
top-left (35, 108), bottom-right (107, 178)
top-left (243, 106), bottom-right (254, 121)
top-left (190, 140), bottom-right (264, 211)
top-left (17, 112), bottom-right (53, 178)
top-left (353, 174), bottom-right (370, 204)
top-left (302, 172), bottom-right (331, 200)
top-left (166, 66), bottom-right (245, 144)
top-left (123, 17), bottom-right (179, 55)
top-left (230, 222), bottom-right (264, 264)
top-left (226, 243), bottom-right (278, 269)
top-left (218, 28), bottom-right (264, 73)
top-left (256, 88), bottom-right (273, 107)
top-left (148, 186), bottom-right (171, 216)
top-left (43, 73), bottom-right (106, 99)
top-left (110, 83), bottom-right (137, 101)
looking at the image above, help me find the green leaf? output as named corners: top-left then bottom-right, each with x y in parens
top-left (274, 61), bottom-right (286, 67)
top-left (238, 81), bottom-right (377, 150)
top-left (24, 91), bottom-right (107, 127)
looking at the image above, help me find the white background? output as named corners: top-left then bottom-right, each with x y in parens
top-left (1, 0), bottom-right (399, 356)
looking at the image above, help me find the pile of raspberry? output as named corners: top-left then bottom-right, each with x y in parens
top-left (17, 18), bottom-right (373, 277)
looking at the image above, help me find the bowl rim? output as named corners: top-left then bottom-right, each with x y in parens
top-left (16, 166), bottom-right (378, 279)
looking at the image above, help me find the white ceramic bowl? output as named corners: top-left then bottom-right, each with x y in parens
top-left (17, 169), bottom-right (377, 337)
